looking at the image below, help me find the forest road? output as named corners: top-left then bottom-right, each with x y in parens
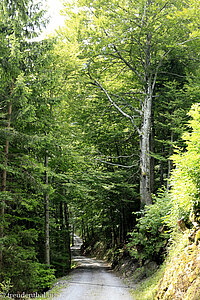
top-left (52, 235), bottom-right (134, 300)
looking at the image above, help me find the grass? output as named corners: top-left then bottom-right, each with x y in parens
top-left (129, 234), bottom-right (188, 300)
top-left (131, 232), bottom-right (200, 300)
top-left (130, 266), bottom-right (165, 300)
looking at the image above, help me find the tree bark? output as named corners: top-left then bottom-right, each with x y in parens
top-left (81, 218), bottom-right (86, 243)
top-left (44, 154), bottom-right (50, 265)
top-left (140, 91), bottom-right (152, 206)
top-left (71, 224), bottom-right (75, 247)
top-left (0, 88), bottom-right (13, 269)
top-left (60, 201), bottom-right (64, 229)
top-left (140, 22), bottom-right (153, 206)
top-left (110, 208), bottom-right (117, 248)
top-left (160, 144), bottom-right (164, 186)
top-left (150, 107), bottom-right (155, 194)
top-left (167, 132), bottom-right (173, 190)
top-left (64, 202), bottom-right (71, 269)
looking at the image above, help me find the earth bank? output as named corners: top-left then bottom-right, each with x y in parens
top-left (81, 233), bottom-right (200, 300)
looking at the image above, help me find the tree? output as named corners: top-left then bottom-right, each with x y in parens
top-left (0, 0), bottom-right (46, 271)
top-left (0, 0), bottom-right (75, 291)
top-left (0, 32), bottom-right (78, 290)
top-left (23, 38), bottom-right (73, 272)
top-left (61, 0), bottom-right (200, 206)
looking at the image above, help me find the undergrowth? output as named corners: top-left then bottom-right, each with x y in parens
top-left (130, 265), bottom-right (165, 300)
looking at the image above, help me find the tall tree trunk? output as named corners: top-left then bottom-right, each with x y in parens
top-left (119, 211), bottom-right (123, 244)
top-left (122, 205), bottom-right (126, 242)
top-left (140, 92), bottom-right (152, 206)
top-left (160, 144), bottom-right (164, 186)
top-left (140, 23), bottom-right (153, 207)
top-left (110, 208), bottom-right (117, 248)
top-left (64, 202), bottom-right (71, 269)
top-left (81, 218), bottom-right (86, 243)
top-left (150, 106), bottom-right (155, 194)
top-left (60, 201), bottom-right (64, 229)
top-left (167, 132), bottom-right (173, 190)
top-left (44, 154), bottom-right (50, 265)
top-left (71, 224), bottom-right (75, 247)
top-left (0, 89), bottom-right (13, 269)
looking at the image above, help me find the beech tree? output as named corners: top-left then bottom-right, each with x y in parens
top-left (61, 0), bottom-right (200, 206)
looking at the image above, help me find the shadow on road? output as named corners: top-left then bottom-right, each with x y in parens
top-left (51, 235), bottom-right (134, 299)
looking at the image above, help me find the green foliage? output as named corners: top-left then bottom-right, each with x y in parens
top-left (130, 265), bottom-right (165, 300)
top-left (0, 0), bottom-right (71, 294)
top-left (128, 189), bottom-right (171, 263)
top-left (168, 103), bottom-right (200, 229)
top-left (32, 263), bottom-right (56, 292)
top-left (0, 279), bottom-right (13, 298)
top-left (1, 0), bottom-right (200, 295)
top-left (1, 253), bottom-right (55, 293)
top-left (56, 0), bottom-right (200, 265)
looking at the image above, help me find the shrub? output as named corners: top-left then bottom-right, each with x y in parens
top-left (1, 242), bottom-right (55, 294)
top-left (0, 279), bottom-right (13, 299)
top-left (128, 189), bottom-right (171, 264)
top-left (32, 263), bottom-right (56, 292)
top-left (168, 103), bottom-right (200, 230)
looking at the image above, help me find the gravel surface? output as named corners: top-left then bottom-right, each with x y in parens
top-left (52, 236), bottom-right (134, 300)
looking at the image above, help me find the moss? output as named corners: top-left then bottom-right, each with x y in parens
top-left (155, 237), bottom-right (200, 300)
top-left (130, 265), bottom-right (165, 300)
top-left (195, 229), bottom-right (200, 245)
top-left (185, 277), bottom-right (200, 300)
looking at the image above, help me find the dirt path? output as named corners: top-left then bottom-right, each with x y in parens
top-left (52, 236), bottom-right (134, 300)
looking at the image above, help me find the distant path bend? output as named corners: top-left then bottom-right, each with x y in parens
top-left (52, 235), bottom-right (134, 300)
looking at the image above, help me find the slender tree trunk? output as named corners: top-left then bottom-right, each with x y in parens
top-left (150, 107), bottom-right (155, 194)
top-left (160, 145), bottom-right (164, 186)
top-left (167, 132), bottom-right (173, 190)
top-left (119, 212), bottom-right (123, 244)
top-left (140, 91), bottom-right (152, 206)
top-left (122, 205), bottom-right (126, 242)
top-left (72, 224), bottom-right (75, 247)
top-left (0, 92), bottom-right (13, 269)
top-left (140, 22), bottom-right (153, 207)
top-left (82, 218), bottom-right (85, 243)
top-left (60, 201), bottom-right (64, 229)
top-left (64, 202), bottom-right (71, 269)
top-left (44, 154), bottom-right (50, 265)
top-left (110, 208), bottom-right (117, 248)
top-left (86, 223), bottom-right (89, 239)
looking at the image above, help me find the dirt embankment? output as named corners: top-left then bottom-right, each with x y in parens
top-left (82, 236), bottom-right (200, 300)
top-left (155, 241), bottom-right (200, 300)
top-left (82, 241), bottom-right (158, 287)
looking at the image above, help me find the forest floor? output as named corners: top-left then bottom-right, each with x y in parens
top-left (48, 236), bottom-right (135, 300)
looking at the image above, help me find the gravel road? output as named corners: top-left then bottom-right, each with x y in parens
top-left (52, 235), bottom-right (134, 300)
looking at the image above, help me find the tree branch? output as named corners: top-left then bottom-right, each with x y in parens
top-left (110, 93), bottom-right (142, 116)
top-left (99, 153), bottom-right (140, 160)
top-left (88, 74), bottom-right (141, 135)
top-left (152, 48), bottom-right (172, 91)
top-left (102, 29), bottom-right (144, 82)
top-left (95, 159), bottom-right (138, 168)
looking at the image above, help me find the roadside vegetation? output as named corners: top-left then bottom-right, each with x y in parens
top-left (0, 0), bottom-right (200, 298)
